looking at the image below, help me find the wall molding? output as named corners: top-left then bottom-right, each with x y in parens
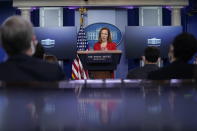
top-left (13, 0), bottom-right (188, 7)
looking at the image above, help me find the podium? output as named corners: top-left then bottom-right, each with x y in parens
top-left (77, 50), bottom-right (122, 79)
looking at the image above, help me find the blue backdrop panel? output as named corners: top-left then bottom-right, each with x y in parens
top-left (125, 26), bottom-right (182, 59)
top-left (34, 27), bottom-right (77, 60)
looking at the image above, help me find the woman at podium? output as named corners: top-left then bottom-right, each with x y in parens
top-left (92, 27), bottom-right (117, 78)
top-left (93, 27), bottom-right (117, 50)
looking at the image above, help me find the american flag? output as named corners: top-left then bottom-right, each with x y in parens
top-left (71, 25), bottom-right (89, 80)
top-left (77, 25), bottom-right (89, 51)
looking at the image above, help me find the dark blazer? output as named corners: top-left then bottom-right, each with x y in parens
top-left (148, 60), bottom-right (197, 80)
top-left (0, 54), bottom-right (65, 81)
top-left (127, 64), bottom-right (159, 79)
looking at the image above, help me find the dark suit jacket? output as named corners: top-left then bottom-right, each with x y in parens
top-left (148, 60), bottom-right (197, 80)
top-left (0, 54), bottom-right (65, 81)
top-left (127, 64), bottom-right (159, 79)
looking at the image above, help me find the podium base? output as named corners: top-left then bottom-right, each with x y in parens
top-left (89, 70), bottom-right (114, 79)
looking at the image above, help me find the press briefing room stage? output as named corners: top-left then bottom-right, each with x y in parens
top-left (0, 0), bottom-right (197, 130)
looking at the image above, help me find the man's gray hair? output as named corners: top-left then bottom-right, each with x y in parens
top-left (1, 15), bottom-right (34, 56)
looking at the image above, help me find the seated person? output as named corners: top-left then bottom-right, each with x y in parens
top-left (148, 32), bottom-right (197, 80)
top-left (44, 54), bottom-right (58, 63)
top-left (127, 46), bottom-right (160, 79)
top-left (94, 27), bottom-right (116, 50)
top-left (0, 15), bottom-right (65, 81)
top-left (33, 42), bottom-right (45, 59)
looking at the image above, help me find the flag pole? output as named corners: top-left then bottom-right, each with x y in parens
top-left (79, 7), bottom-right (87, 26)
top-left (71, 7), bottom-right (89, 80)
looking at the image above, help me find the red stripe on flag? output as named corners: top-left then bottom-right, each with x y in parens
top-left (71, 55), bottom-right (89, 80)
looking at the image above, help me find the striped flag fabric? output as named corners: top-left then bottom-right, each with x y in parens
top-left (71, 25), bottom-right (89, 80)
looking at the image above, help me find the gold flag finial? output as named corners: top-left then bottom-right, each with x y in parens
top-left (79, 7), bottom-right (87, 26)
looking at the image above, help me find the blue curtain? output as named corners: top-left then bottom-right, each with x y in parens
top-left (185, 0), bottom-right (197, 37)
top-left (31, 9), bottom-right (39, 27)
top-left (62, 8), bottom-right (75, 79)
top-left (63, 8), bottom-right (75, 26)
top-left (162, 8), bottom-right (171, 26)
top-left (128, 8), bottom-right (139, 26)
top-left (127, 8), bottom-right (140, 70)
top-left (181, 8), bottom-right (189, 32)
top-left (0, 2), bottom-right (17, 24)
top-left (15, 8), bottom-right (21, 15)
